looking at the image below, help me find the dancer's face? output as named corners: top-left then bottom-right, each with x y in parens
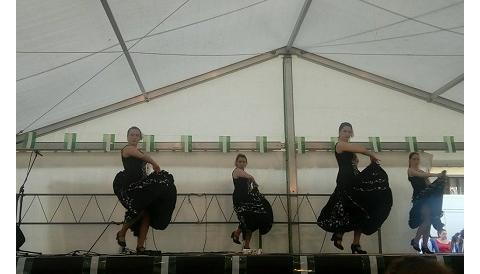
top-left (236, 157), bottom-right (247, 169)
top-left (339, 126), bottom-right (353, 141)
top-left (127, 129), bottom-right (142, 146)
top-left (410, 154), bottom-right (420, 168)
top-left (438, 230), bottom-right (447, 240)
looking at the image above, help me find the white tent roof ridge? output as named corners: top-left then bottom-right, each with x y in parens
top-left (16, 45), bottom-right (463, 142)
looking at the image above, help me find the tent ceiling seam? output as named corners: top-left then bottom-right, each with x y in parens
top-left (303, 1), bottom-right (464, 47)
top-left (100, 0), bottom-right (148, 100)
top-left (429, 74), bottom-right (464, 101)
top-left (286, 0), bottom-right (312, 51)
top-left (357, 0), bottom-right (463, 36)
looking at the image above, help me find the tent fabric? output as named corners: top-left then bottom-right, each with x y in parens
top-left (16, 0), bottom-right (463, 133)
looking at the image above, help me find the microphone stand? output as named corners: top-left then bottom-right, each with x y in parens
top-left (16, 150), bottom-right (42, 255)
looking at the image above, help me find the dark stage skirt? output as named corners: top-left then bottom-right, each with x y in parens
top-left (318, 163), bottom-right (392, 235)
top-left (409, 177), bottom-right (446, 230)
top-left (113, 170), bottom-right (177, 236)
top-left (233, 183), bottom-right (273, 235)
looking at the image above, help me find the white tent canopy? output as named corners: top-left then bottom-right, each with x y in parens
top-left (16, 0), bottom-right (463, 135)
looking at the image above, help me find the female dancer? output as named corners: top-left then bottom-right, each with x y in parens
top-left (113, 126), bottom-right (177, 253)
top-left (317, 122), bottom-right (392, 254)
top-left (408, 152), bottom-right (447, 253)
top-left (230, 154), bottom-right (273, 250)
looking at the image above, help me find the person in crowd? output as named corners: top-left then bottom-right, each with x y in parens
top-left (435, 229), bottom-right (452, 253)
top-left (385, 257), bottom-right (454, 274)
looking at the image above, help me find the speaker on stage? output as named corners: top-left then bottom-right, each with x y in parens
top-left (17, 225), bottom-right (25, 250)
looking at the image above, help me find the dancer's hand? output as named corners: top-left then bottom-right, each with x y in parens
top-left (153, 163), bottom-right (161, 173)
top-left (370, 155), bottom-right (380, 164)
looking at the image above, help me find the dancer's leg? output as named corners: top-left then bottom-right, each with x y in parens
top-left (353, 229), bottom-right (362, 245)
top-left (137, 212), bottom-right (150, 250)
top-left (243, 230), bottom-right (252, 249)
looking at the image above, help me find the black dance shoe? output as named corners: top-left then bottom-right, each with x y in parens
top-left (331, 233), bottom-right (344, 250)
top-left (421, 246), bottom-right (434, 254)
top-left (410, 239), bottom-right (420, 251)
top-left (136, 246), bottom-right (146, 254)
top-left (135, 248), bottom-right (161, 256)
top-left (231, 231), bottom-right (241, 244)
top-left (351, 244), bottom-right (367, 254)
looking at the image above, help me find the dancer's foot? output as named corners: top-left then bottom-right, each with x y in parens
top-left (410, 238), bottom-right (420, 252)
top-left (116, 231), bottom-right (126, 247)
top-left (136, 246), bottom-right (146, 254)
top-left (231, 231), bottom-right (241, 244)
top-left (331, 233), bottom-right (344, 250)
top-left (351, 244), bottom-right (367, 254)
top-left (421, 246), bottom-right (434, 254)
top-left (242, 248), bottom-right (252, 255)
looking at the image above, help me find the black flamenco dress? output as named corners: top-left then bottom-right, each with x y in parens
top-left (113, 148), bottom-right (177, 236)
top-left (408, 175), bottom-right (446, 231)
top-left (232, 172), bottom-right (273, 235)
top-left (317, 146), bottom-right (392, 235)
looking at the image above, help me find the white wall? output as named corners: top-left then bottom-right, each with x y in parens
top-left (17, 56), bottom-right (464, 254)
top-left (435, 195), bottom-right (464, 239)
top-left (36, 57), bottom-right (285, 142)
top-left (292, 56), bottom-right (464, 142)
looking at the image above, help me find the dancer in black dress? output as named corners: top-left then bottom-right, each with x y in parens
top-left (230, 154), bottom-right (273, 249)
top-left (407, 152), bottom-right (447, 254)
top-left (317, 122), bottom-right (392, 254)
top-left (113, 126), bottom-right (177, 253)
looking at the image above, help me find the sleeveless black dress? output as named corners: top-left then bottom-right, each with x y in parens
top-left (317, 144), bottom-right (392, 235)
top-left (408, 175), bottom-right (446, 230)
top-left (113, 147), bottom-right (177, 236)
top-left (232, 171), bottom-right (273, 235)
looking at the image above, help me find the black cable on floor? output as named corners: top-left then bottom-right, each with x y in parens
top-left (87, 221), bottom-right (114, 253)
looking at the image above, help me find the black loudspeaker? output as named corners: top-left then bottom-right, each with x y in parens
top-left (16, 225), bottom-right (25, 250)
